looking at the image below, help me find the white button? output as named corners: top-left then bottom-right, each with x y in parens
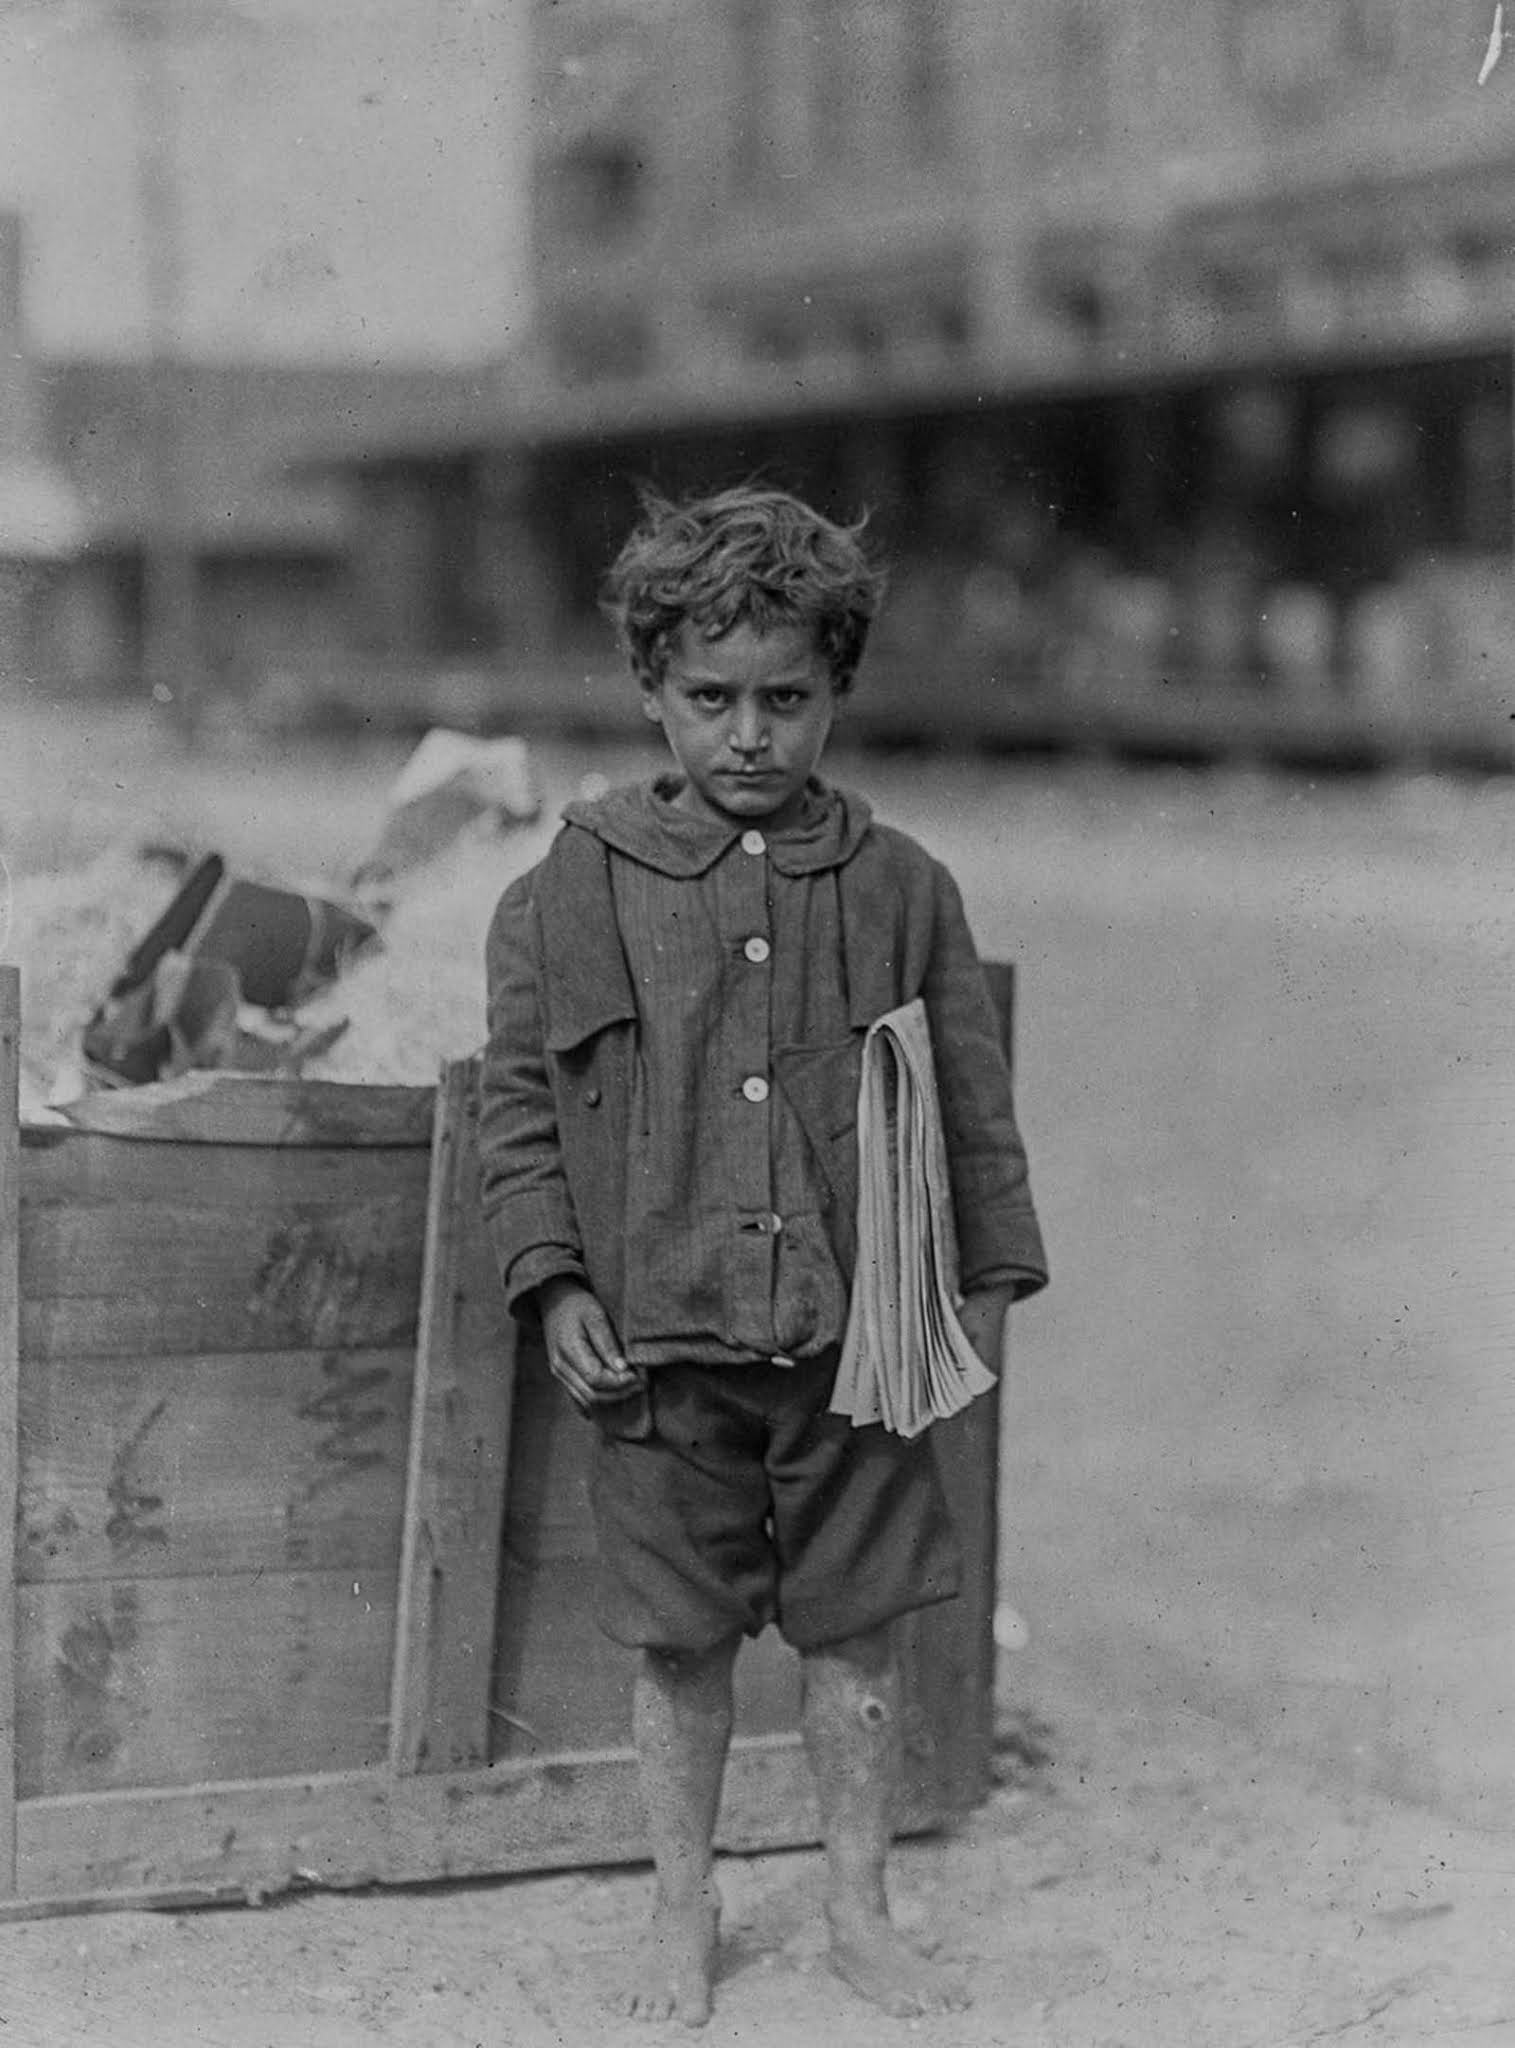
top-left (771, 1353), bottom-right (795, 1368)
top-left (741, 1075), bottom-right (769, 1103)
top-left (768, 1212), bottom-right (783, 1235)
top-left (740, 829), bottom-right (766, 856)
top-left (743, 935), bottom-right (771, 964)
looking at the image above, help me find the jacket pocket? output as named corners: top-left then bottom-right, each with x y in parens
top-left (549, 1023), bottom-right (637, 1330)
top-left (773, 1038), bottom-right (863, 1267)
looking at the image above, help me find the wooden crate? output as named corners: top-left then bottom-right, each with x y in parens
top-left (0, 962), bottom-right (1010, 1917)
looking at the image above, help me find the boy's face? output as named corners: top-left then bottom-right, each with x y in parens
top-left (642, 618), bottom-right (838, 828)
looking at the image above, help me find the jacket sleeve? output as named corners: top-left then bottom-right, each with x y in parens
top-left (477, 867), bottom-right (590, 1318)
top-left (922, 859), bottom-right (1049, 1301)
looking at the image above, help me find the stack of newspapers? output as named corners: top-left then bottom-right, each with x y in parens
top-left (830, 998), bottom-right (998, 1437)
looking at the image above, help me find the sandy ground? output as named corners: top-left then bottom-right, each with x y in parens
top-left (1, 699), bottom-right (1512, 2045)
top-left (2, 1659), bottom-right (1513, 2048)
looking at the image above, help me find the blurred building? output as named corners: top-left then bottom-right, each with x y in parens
top-left (21, 1), bottom-right (1510, 756)
top-left (472, 0), bottom-right (1515, 751)
top-left (0, 212), bottom-right (86, 686)
top-left (0, 186), bottom-right (499, 706)
top-left (37, 355), bottom-right (496, 708)
top-left (0, 0), bottom-right (530, 714)
top-left (610, 2), bottom-right (1509, 389)
top-left (521, 3), bottom-right (1512, 439)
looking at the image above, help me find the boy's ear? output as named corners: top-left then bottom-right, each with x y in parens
top-left (638, 674), bottom-right (664, 725)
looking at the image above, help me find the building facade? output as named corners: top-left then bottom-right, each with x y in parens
top-left (0, 0), bottom-right (534, 705)
top-left (0, 213), bottom-right (86, 687)
top-left (527, 1), bottom-right (1514, 406)
top-left (502, 0), bottom-right (1515, 744)
top-left (530, 0), bottom-right (972, 403)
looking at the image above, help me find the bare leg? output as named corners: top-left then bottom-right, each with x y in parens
top-left (801, 1625), bottom-right (970, 2017)
top-left (621, 1639), bottom-right (738, 2027)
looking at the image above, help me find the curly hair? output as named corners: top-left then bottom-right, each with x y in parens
top-left (600, 484), bottom-right (887, 693)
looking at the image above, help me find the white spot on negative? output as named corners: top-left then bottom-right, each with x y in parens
top-left (993, 1604), bottom-right (1031, 1652)
top-left (1479, 4), bottom-right (1504, 84)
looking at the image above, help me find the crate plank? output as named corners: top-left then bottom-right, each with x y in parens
top-left (51, 1075), bottom-right (435, 1147)
top-left (17, 1347), bottom-right (414, 1582)
top-left (15, 1570), bottom-right (397, 1798)
top-left (491, 1552), bottom-right (637, 1758)
top-left (11, 1734), bottom-right (840, 1904)
top-left (904, 960), bottom-right (1015, 1813)
top-left (22, 1294), bottom-right (417, 1366)
top-left (0, 967), bottom-right (20, 1893)
top-left (731, 1625), bottom-right (806, 1739)
top-left (891, 962), bottom-right (1014, 1813)
top-left (501, 1336), bottom-right (596, 1564)
top-left (12, 1738), bottom-right (946, 1908)
top-left (901, 1387), bottom-right (1002, 1812)
top-left (390, 1061), bottom-right (518, 1775)
top-left (490, 1542), bottom-right (809, 1763)
top-left (20, 1194), bottom-right (424, 1358)
top-left (20, 1131), bottom-right (429, 1213)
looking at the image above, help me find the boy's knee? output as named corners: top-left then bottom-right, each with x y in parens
top-left (800, 1627), bottom-right (901, 1732)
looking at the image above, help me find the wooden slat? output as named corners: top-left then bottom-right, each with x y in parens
top-left (390, 1059), bottom-right (518, 1774)
top-left (20, 1128), bottom-right (429, 1212)
top-left (17, 1347), bottom-right (413, 1582)
top-left (490, 1552), bottom-right (637, 1757)
top-left (20, 1192), bottom-right (424, 1359)
top-left (12, 1731), bottom-right (946, 1908)
top-left (901, 960), bottom-right (1016, 1814)
top-left (0, 966), bottom-right (20, 1894)
top-left (500, 1331), bottom-right (596, 1563)
top-left (15, 1569), bottom-right (397, 1798)
top-left (490, 1541), bottom-right (809, 1761)
top-left (904, 1388), bottom-right (1002, 1812)
top-left (52, 1074), bottom-right (435, 1147)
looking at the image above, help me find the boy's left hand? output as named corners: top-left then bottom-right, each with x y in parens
top-left (957, 1286), bottom-right (1016, 1375)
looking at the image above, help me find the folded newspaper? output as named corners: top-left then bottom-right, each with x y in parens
top-left (830, 998), bottom-right (998, 1437)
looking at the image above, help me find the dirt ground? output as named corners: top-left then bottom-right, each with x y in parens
top-left (2, 1648), bottom-right (1512, 2048)
top-left (2, 701), bottom-right (1512, 2045)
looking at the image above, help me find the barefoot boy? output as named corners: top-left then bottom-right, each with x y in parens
top-left (479, 485), bottom-right (1048, 2025)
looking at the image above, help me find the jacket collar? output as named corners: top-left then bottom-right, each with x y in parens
top-left (560, 776), bottom-right (871, 878)
top-left (538, 779), bottom-right (896, 1049)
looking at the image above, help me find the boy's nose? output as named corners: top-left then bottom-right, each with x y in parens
top-left (731, 704), bottom-right (770, 754)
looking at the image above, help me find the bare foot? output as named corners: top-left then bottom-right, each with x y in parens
top-left (620, 1888), bottom-right (721, 2028)
top-left (826, 1904), bottom-right (970, 2018)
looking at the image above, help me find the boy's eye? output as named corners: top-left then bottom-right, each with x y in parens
top-left (691, 687), bottom-right (728, 710)
top-left (766, 688), bottom-right (806, 711)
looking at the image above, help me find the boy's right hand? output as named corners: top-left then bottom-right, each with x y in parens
top-left (536, 1277), bottom-right (644, 1412)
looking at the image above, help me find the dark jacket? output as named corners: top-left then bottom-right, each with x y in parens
top-left (478, 784), bottom-right (1048, 1339)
